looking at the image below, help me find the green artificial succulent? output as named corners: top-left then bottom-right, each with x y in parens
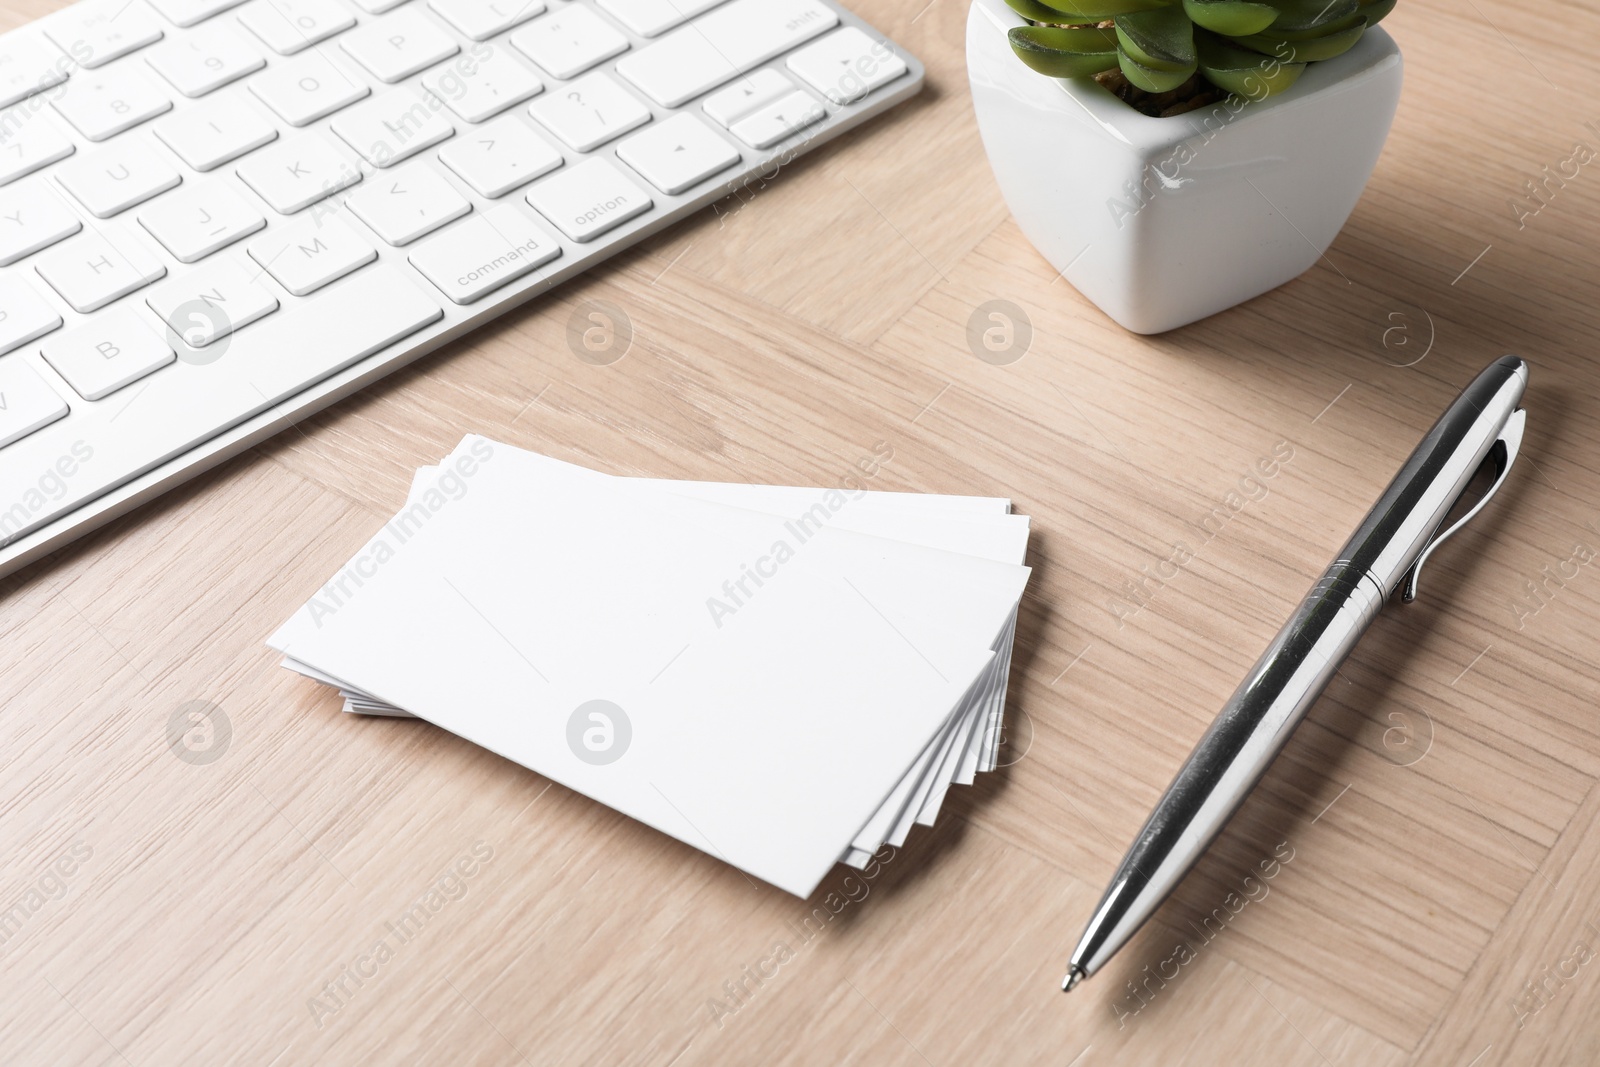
top-left (1006, 0), bottom-right (1396, 101)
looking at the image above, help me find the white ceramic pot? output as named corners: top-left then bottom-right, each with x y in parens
top-left (967, 0), bottom-right (1403, 334)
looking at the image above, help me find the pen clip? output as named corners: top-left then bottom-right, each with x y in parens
top-left (1401, 408), bottom-right (1526, 604)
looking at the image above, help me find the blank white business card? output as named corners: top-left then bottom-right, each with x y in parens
top-left (272, 441), bottom-right (1030, 896)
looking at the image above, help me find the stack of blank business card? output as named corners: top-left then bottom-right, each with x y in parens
top-left (268, 437), bottom-right (1030, 897)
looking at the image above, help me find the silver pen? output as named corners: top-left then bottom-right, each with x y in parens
top-left (1063, 355), bottom-right (1530, 992)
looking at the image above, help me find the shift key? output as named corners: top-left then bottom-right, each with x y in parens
top-left (614, 0), bottom-right (837, 108)
top-left (408, 204), bottom-right (562, 304)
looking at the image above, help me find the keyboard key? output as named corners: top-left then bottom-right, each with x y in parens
top-left (349, 0), bottom-right (409, 13)
top-left (525, 155), bottom-right (650, 242)
top-left (526, 71), bottom-right (648, 152)
top-left (139, 182), bottom-right (266, 261)
top-left (236, 131), bottom-right (363, 212)
top-left (331, 88), bottom-right (454, 167)
top-left (147, 256), bottom-right (278, 346)
top-left (702, 69), bottom-right (794, 127)
top-left (147, 0), bottom-right (250, 28)
top-left (0, 38), bottom-right (71, 108)
top-left (0, 110), bottom-right (75, 185)
top-left (57, 141), bottom-right (183, 218)
top-left (509, 6), bottom-right (627, 80)
top-left (249, 51), bottom-right (369, 125)
top-left (45, 0), bottom-right (166, 68)
top-left (0, 266), bottom-right (441, 546)
top-left (616, 112), bottom-right (737, 195)
top-left (787, 27), bottom-right (906, 105)
top-left (437, 113), bottom-right (561, 198)
top-left (145, 24), bottom-right (265, 97)
top-left (236, 0), bottom-right (357, 55)
top-left (0, 181), bottom-right (82, 265)
top-left (235, 266), bottom-right (442, 396)
top-left (422, 45), bottom-right (541, 123)
top-left (51, 69), bottom-right (173, 141)
top-left (728, 89), bottom-right (822, 149)
top-left (428, 0), bottom-right (543, 41)
top-left (340, 9), bottom-right (458, 83)
top-left (0, 276), bottom-right (63, 355)
top-left (34, 224), bottom-right (168, 313)
top-left (346, 162), bottom-right (469, 244)
top-left (615, 0), bottom-right (836, 108)
top-left (153, 95), bottom-right (278, 170)
top-left (0, 358), bottom-right (68, 449)
top-left (248, 212), bottom-right (375, 294)
top-left (594, 0), bottom-right (724, 38)
top-left (407, 201), bottom-right (559, 303)
top-left (40, 307), bottom-right (175, 400)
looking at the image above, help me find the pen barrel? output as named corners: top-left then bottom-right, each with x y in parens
top-left (1071, 565), bottom-right (1383, 976)
top-left (1328, 355), bottom-right (1528, 597)
top-left (1069, 357), bottom-right (1529, 983)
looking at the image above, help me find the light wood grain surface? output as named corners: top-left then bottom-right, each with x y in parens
top-left (4, 0), bottom-right (1599, 1063)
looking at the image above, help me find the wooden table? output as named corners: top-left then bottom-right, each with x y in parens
top-left (4, 0), bottom-right (1598, 1062)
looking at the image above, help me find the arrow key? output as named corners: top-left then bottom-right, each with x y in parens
top-left (616, 112), bottom-right (740, 196)
top-left (727, 90), bottom-right (825, 151)
top-left (347, 162), bottom-right (471, 245)
top-left (702, 69), bottom-right (796, 129)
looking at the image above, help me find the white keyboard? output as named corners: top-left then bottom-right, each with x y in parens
top-left (0, 0), bottom-right (921, 577)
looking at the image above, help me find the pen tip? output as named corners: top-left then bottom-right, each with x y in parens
top-left (1062, 966), bottom-right (1085, 993)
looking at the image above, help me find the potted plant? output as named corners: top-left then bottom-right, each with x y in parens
top-left (968, 0), bottom-right (1403, 334)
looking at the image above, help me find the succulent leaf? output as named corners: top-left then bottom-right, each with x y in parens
top-left (1006, 0), bottom-right (1389, 105)
top-left (1238, 17), bottom-right (1366, 62)
top-left (1032, 0), bottom-right (1174, 16)
top-left (1004, 0), bottom-right (1089, 21)
top-left (1118, 50), bottom-right (1198, 91)
top-left (1182, 0), bottom-right (1278, 35)
top-left (1114, 6), bottom-right (1197, 71)
top-left (1359, 0), bottom-right (1396, 23)
top-left (1008, 25), bottom-right (1122, 77)
top-left (1195, 28), bottom-right (1305, 95)
top-left (1264, 0), bottom-right (1359, 33)
top-left (1262, 10), bottom-right (1362, 38)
